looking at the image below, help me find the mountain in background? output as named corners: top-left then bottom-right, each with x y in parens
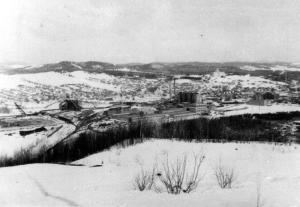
top-left (1, 61), bottom-right (300, 82)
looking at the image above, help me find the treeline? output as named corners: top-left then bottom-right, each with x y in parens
top-left (249, 111), bottom-right (300, 120)
top-left (1, 112), bottom-right (297, 166)
top-left (40, 114), bottom-right (286, 163)
top-left (102, 70), bottom-right (159, 79)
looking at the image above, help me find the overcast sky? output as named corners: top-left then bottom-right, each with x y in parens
top-left (1, 0), bottom-right (300, 64)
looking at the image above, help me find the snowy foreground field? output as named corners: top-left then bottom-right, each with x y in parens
top-left (0, 139), bottom-right (300, 207)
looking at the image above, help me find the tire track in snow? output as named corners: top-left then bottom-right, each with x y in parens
top-left (28, 175), bottom-right (80, 206)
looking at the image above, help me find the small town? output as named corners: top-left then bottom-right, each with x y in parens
top-left (1, 68), bottom-right (299, 141)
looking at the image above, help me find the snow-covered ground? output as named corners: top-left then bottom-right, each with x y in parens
top-left (0, 71), bottom-right (119, 91)
top-left (215, 103), bottom-right (300, 117)
top-left (0, 139), bottom-right (299, 207)
top-left (207, 70), bottom-right (286, 90)
top-left (0, 123), bottom-right (75, 157)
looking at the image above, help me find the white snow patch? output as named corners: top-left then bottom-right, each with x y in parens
top-left (70, 63), bottom-right (82, 69)
top-left (115, 67), bottom-right (131, 72)
top-left (0, 74), bottom-right (24, 89)
top-left (176, 78), bottom-right (193, 84)
top-left (270, 65), bottom-right (300, 72)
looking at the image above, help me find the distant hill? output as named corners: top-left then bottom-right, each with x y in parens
top-left (3, 61), bottom-right (115, 74)
top-left (118, 61), bottom-right (300, 82)
top-left (2, 61), bottom-right (300, 82)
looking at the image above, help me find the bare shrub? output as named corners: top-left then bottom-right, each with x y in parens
top-left (133, 165), bottom-right (157, 191)
top-left (184, 153), bottom-right (206, 193)
top-left (214, 160), bottom-right (236, 189)
top-left (158, 154), bottom-right (187, 194)
top-left (158, 153), bottom-right (205, 194)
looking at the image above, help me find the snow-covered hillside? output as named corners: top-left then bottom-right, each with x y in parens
top-left (241, 65), bottom-right (300, 72)
top-left (206, 70), bottom-right (286, 90)
top-left (0, 71), bottom-right (162, 115)
top-left (0, 71), bottom-right (119, 91)
top-left (0, 139), bottom-right (299, 207)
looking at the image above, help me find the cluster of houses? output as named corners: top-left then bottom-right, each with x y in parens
top-left (56, 70), bottom-right (297, 120)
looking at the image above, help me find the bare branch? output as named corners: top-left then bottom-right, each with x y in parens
top-left (214, 159), bottom-right (236, 189)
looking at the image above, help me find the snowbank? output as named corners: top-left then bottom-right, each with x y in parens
top-left (0, 139), bottom-right (299, 207)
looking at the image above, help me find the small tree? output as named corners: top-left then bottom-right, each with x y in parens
top-left (183, 153), bottom-right (206, 193)
top-left (133, 165), bottom-right (157, 191)
top-left (214, 159), bottom-right (236, 189)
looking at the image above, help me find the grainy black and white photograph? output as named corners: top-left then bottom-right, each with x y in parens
top-left (0, 0), bottom-right (300, 206)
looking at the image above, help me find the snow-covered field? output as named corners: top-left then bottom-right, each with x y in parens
top-left (0, 139), bottom-right (299, 207)
top-left (0, 71), bottom-right (119, 91)
top-left (206, 70), bottom-right (286, 90)
top-left (177, 70), bottom-right (287, 90)
top-left (215, 103), bottom-right (300, 117)
top-left (0, 123), bottom-right (75, 157)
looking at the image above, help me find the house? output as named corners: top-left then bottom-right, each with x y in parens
top-left (59, 99), bottom-right (81, 111)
